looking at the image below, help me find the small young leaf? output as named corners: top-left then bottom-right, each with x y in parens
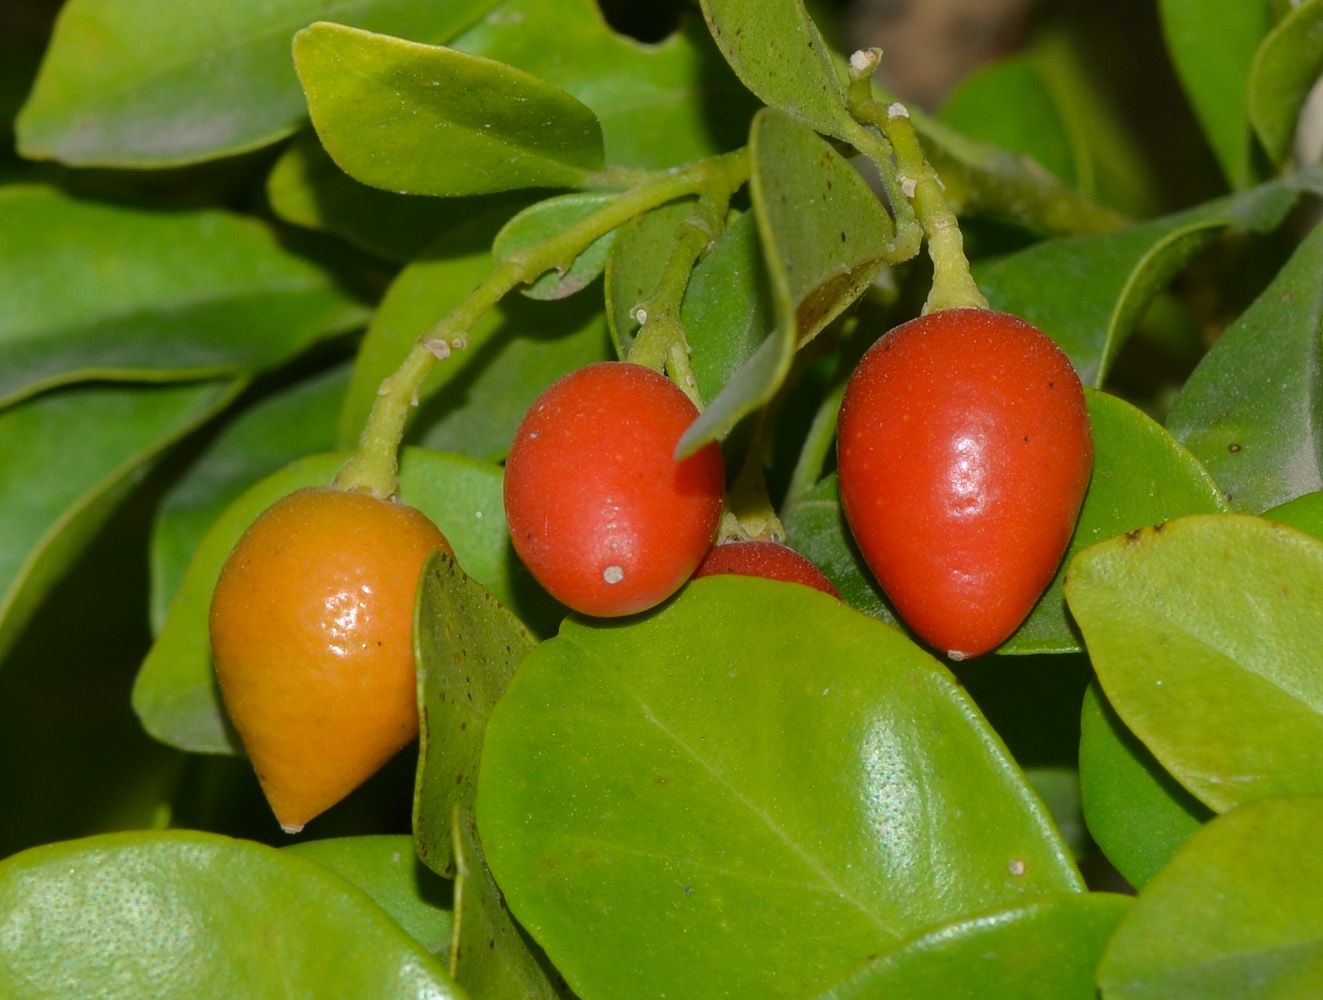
top-left (698, 0), bottom-right (854, 141)
top-left (414, 553), bottom-right (535, 876)
top-left (133, 449), bottom-right (517, 755)
top-left (1002, 389), bottom-right (1228, 655)
top-left (286, 835), bottom-right (455, 955)
top-left (1249, 0), bottom-right (1323, 168)
top-left (604, 199), bottom-right (697, 358)
top-left (451, 808), bottom-right (568, 999)
top-left (0, 380), bottom-right (238, 670)
top-left (294, 22), bottom-right (605, 197)
top-left (1159, 0), bottom-right (1275, 187)
top-left (680, 110), bottom-right (894, 452)
top-left (477, 576), bottom-right (1082, 1000)
top-left (492, 192), bottom-right (618, 300)
top-left (150, 364), bottom-right (350, 633)
top-left (1079, 683), bottom-right (1210, 890)
top-left (975, 179), bottom-right (1297, 386)
top-left (1097, 796), bottom-right (1323, 999)
top-left (0, 185), bottom-right (365, 408)
top-left (0, 830), bottom-right (464, 999)
top-left (453, 0), bottom-right (756, 168)
top-left (1066, 514), bottom-right (1323, 813)
top-left (812, 892), bottom-right (1132, 1000)
top-left (14, 0), bottom-right (500, 166)
top-left (1167, 218), bottom-right (1323, 513)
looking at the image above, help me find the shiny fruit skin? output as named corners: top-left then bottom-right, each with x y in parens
top-left (693, 540), bottom-right (841, 598)
top-left (209, 486), bottom-right (450, 833)
top-left (837, 308), bottom-right (1092, 659)
top-left (504, 362), bottom-right (725, 617)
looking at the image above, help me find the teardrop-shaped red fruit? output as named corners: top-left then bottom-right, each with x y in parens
top-left (837, 308), bottom-right (1093, 659)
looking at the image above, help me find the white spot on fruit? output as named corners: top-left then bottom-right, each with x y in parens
top-left (603, 565), bottom-right (625, 585)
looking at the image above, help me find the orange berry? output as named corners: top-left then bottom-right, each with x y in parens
top-left (209, 486), bottom-right (450, 833)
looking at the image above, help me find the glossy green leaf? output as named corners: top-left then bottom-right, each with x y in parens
top-left (1003, 389), bottom-right (1228, 654)
top-left (285, 835), bottom-right (454, 955)
top-left (150, 363), bottom-right (350, 633)
top-left (0, 830), bottom-right (464, 999)
top-left (477, 576), bottom-right (1082, 1000)
top-left (414, 553), bottom-right (535, 877)
top-left (974, 179), bottom-right (1296, 386)
top-left (781, 472), bottom-right (898, 624)
top-left (813, 892), bottom-right (1132, 1000)
top-left (452, 0), bottom-right (756, 169)
top-left (1265, 490), bottom-right (1323, 539)
top-left (680, 110), bottom-right (894, 453)
top-left (1066, 514), bottom-right (1323, 813)
top-left (452, 808), bottom-right (568, 999)
top-left (1250, 0), bottom-right (1323, 167)
top-left (682, 210), bottom-right (777, 406)
top-left (1167, 218), bottom-right (1323, 513)
top-left (1024, 767), bottom-right (1089, 862)
top-left (698, 0), bottom-right (853, 141)
top-left (0, 185), bottom-right (365, 408)
top-left (133, 448), bottom-right (517, 755)
top-left (267, 130), bottom-right (533, 263)
top-left (604, 199), bottom-right (697, 359)
top-left (0, 380), bottom-right (237, 670)
top-left (1079, 683), bottom-right (1210, 890)
top-left (493, 192), bottom-right (618, 300)
top-left (1098, 795), bottom-right (1323, 999)
top-left (1159, 0), bottom-right (1274, 187)
top-left (339, 232), bottom-right (610, 462)
top-left (14, 0), bottom-right (499, 167)
top-left (294, 22), bottom-right (604, 197)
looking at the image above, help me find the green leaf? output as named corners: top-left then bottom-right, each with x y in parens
top-left (294, 22), bottom-right (604, 197)
top-left (1265, 490), bottom-right (1323, 539)
top-left (0, 185), bottom-right (365, 408)
top-left (1159, 0), bottom-right (1274, 187)
top-left (476, 576), bottom-right (1082, 1000)
top-left (452, 0), bottom-right (757, 169)
top-left (1250, 0), bottom-right (1323, 167)
top-left (0, 380), bottom-right (238, 670)
top-left (414, 553), bottom-right (536, 877)
top-left (680, 110), bottom-right (894, 453)
top-left (0, 830), bottom-right (465, 999)
top-left (812, 892), bottom-right (1132, 1000)
top-left (338, 230), bottom-right (611, 463)
top-left (698, 0), bottom-right (854, 141)
top-left (1002, 389), bottom-right (1228, 654)
top-left (133, 448), bottom-right (518, 755)
top-left (1079, 683), bottom-right (1210, 890)
top-left (781, 472), bottom-right (898, 624)
top-left (1098, 795), bottom-right (1323, 999)
top-left (452, 808), bottom-right (569, 999)
top-left (974, 179), bottom-right (1297, 386)
top-left (285, 835), bottom-right (454, 955)
top-left (267, 130), bottom-right (534, 263)
top-left (150, 363), bottom-right (350, 633)
top-left (1066, 514), bottom-right (1323, 813)
top-left (682, 210), bottom-right (777, 406)
top-left (604, 200), bottom-right (697, 359)
top-left (1166, 219), bottom-right (1323, 513)
top-left (493, 192), bottom-right (618, 300)
top-left (14, 0), bottom-right (501, 167)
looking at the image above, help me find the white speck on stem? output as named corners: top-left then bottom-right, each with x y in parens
top-left (899, 175), bottom-right (917, 198)
top-left (633, 306), bottom-right (648, 325)
top-left (1008, 859), bottom-right (1027, 877)
top-left (451, 336), bottom-right (468, 350)
top-left (887, 101), bottom-right (910, 120)
top-left (425, 338), bottom-right (451, 360)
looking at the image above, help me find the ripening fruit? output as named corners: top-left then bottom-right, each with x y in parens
top-left (837, 308), bottom-right (1092, 659)
top-left (209, 486), bottom-right (450, 833)
top-left (693, 539), bottom-right (841, 598)
top-left (504, 361), bottom-right (725, 617)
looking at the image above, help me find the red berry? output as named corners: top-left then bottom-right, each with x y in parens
top-left (504, 362), bottom-right (725, 617)
top-left (836, 308), bottom-right (1092, 659)
top-left (692, 540), bottom-right (840, 598)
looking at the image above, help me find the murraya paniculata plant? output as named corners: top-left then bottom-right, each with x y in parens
top-left (1, 0), bottom-right (1323, 998)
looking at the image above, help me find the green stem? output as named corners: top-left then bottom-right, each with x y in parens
top-left (627, 148), bottom-right (751, 407)
top-left (719, 408), bottom-right (785, 543)
top-left (333, 151), bottom-right (747, 499)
